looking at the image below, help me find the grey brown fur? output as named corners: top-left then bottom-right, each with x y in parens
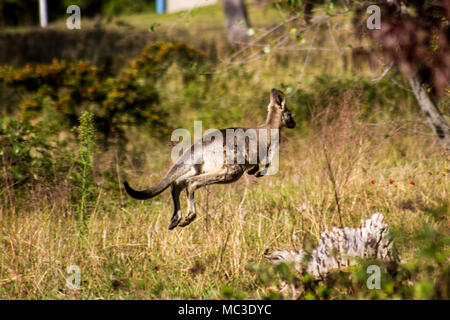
top-left (124, 89), bottom-right (295, 229)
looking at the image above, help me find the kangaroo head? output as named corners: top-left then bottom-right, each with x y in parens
top-left (269, 88), bottom-right (296, 129)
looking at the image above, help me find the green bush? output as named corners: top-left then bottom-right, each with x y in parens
top-left (0, 42), bottom-right (204, 148)
top-left (0, 118), bottom-right (66, 195)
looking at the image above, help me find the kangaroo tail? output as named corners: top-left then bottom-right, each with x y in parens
top-left (123, 164), bottom-right (186, 200)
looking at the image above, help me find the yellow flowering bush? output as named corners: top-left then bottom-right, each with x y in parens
top-left (0, 42), bottom-right (204, 146)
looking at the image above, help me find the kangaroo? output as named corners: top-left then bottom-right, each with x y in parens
top-left (124, 88), bottom-right (295, 230)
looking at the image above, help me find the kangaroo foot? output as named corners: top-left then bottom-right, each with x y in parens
top-left (247, 165), bottom-right (259, 175)
top-left (178, 213), bottom-right (197, 228)
top-left (168, 213), bottom-right (182, 230)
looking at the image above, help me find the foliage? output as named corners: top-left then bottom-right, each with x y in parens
top-left (276, 0), bottom-right (449, 94)
top-left (72, 111), bottom-right (97, 233)
top-left (0, 118), bottom-right (57, 189)
top-left (353, 1), bottom-right (450, 95)
top-left (0, 42), bottom-right (205, 147)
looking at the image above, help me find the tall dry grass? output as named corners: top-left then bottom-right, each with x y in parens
top-left (1, 93), bottom-right (447, 298)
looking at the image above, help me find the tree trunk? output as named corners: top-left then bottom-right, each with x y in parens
top-left (222, 0), bottom-right (251, 45)
top-left (408, 75), bottom-right (450, 151)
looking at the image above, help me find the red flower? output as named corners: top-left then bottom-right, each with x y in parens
top-left (389, 179), bottom-right (393, 184)
top-left (410, 181), bottom-right (415, 185)
top-left (394, 185), bottom-right (398, 188)
top-left (370, 180), bottom-right (375, 184)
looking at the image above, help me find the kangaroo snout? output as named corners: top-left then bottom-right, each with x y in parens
top-left (286, 118), bottom-right (296, 128)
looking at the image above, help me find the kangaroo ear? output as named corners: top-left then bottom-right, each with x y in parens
top-left (270, 88), bottom-right (285, 107)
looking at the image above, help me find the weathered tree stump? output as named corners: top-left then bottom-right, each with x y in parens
top-left (265, 213), bottom-right (398, 279)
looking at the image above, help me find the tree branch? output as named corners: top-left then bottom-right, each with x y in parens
top-left (408, 74), bottom-right (450, 151)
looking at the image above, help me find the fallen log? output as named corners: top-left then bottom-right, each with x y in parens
top-left (265, 213), bottom-right (398, 279)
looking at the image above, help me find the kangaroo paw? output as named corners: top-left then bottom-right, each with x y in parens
top-left (168, 215), bottom-right (182, 230)
top-left (247, 165), bottom-right (259, 175)
top-left (178, 214), bottom-right (197, 228)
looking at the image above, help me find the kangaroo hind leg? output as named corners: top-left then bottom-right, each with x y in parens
top-left (168, 182), bottom-right (184, 230)
top-left (179, 166), bottom-right (244, 228)
top-left (178, 184), bottom-right (197, 228)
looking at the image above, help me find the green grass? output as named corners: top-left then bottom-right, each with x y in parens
top-left (1, 3), bottom-right (281, 34)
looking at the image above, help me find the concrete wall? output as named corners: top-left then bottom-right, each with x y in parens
top-left (166, 0), bottom-right (218, 13)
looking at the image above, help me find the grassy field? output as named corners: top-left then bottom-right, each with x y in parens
top-left (0, 3), bottom-right (448, 299)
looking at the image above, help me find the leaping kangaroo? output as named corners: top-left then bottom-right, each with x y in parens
top-left (124, 89), bottom-right (295, 229)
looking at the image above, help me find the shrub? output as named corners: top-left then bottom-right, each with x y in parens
top-left (0, 42), bottom-right (205, 148)
top-left (0, 118), bottom-right (56, 188)
top-left (0, 117), bottom-right (71, 209)
top-left (73, 111), bottom-right (97, 230)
